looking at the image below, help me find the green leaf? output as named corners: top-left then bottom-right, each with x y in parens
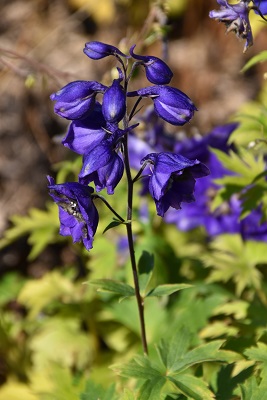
top-left (80, 381), bottom-right (117, 400)
top-left (0, 203), bottom-right (60, 260)
top-left (112, 355), bottom-right (163, 380)
top-left (245, 342), bottom-right (267, 366)
top-left (30, 317), bottom-right (94, 370)
top-left (138, 251), bottom-right (154, 295)
top-left (156, 327), bottom-right (193, 370)
top-left (138, 377), bottom-right (166, 400)
top-left (202, 234), bottom-right (264, 296)
top-left (239, 375), bottom-right (267, 400)
top-left (241, 50), bottom-right (267, 73)
top-left (17, 271), bottom-right (75, 319)
top-left (88, 279), bottom-right (135, 298)
top-left (145, 284), bottom-right (192, 298)
top-left (169, 374), bottom-right (215, 400)
top-left (120, 389), bottom-right (136, 400)
top-left (103, 219), bottom-right (124, 234)
top-left (169, 340), bottom-right (228, 374)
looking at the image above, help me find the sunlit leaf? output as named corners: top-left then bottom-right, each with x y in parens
top-left (138, 377), bottom-right (166, 400)
top-left (0, 203), bottom-right (60, 260)
top-left (18, 271), bottom-right (75, 319)
top-left (145, 284), bottom-right (192, 298)
top-left (80, 380), bottom-right (116, 400)
top-left (88, 278), bottom-right (135, 297)
top-left (168, 374), bottom-right (215, 400)
top-left (241, 51), bottom-right (267, 73)
top-left (138, 251), bottom-right (154, 296)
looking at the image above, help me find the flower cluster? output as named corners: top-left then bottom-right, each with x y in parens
top-left (48, 41), bottom-right (209, 249)
top-left (209, 0), bottom-right (267, 52)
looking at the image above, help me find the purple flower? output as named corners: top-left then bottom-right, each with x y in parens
top-left (130, 45), bottom-right (173, 85)
top-left (62, 102), bottom-right (107, 154)
top-left (209, 0), bottom-right (253, 52)
top-left (174, 122), bottom-right (238, 163)
top-left (79, 128), bottom-right (125, 194)
top-left (102, 78), bottom-right (126, 123)
top-left (141, 152), bottom-right (210, 217)
top-left (127, 86), bottom-right (197, 126)
top-left (83, 41), bottom-right (128, 60)
top-left (47, 176), bottom-right (99, 250)
top-left (254, 0), bottom-right (267, 14)
top-left (50, 80), bottom-right (106, 120)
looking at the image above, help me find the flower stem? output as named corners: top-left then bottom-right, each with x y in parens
top-left (122, 134), bottom-right (149, 356)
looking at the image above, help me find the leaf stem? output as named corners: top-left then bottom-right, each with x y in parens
top-left (93, 194), bottom-right (125, 222)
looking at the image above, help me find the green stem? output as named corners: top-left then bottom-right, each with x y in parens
top-left (122, 133), bottom-right (149, 356)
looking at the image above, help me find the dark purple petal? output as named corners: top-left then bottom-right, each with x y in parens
top-left (50, 81), bottom-right (106, 120)
top-left (79, 133), bottom-right (124, 193)
top-left (141, 152), bottom-right (209, 216)
top-left (83, 41), bottom-right (128, 60)
top-left (62, 103), bottom-right (107, 154)
top-left (94, 154), bottom-right (124, 194)
top-left (128, 86), bottom-right (197, 126)
top-left (47, 177), bottom-right (98, 250)
top-left (102, 79), bottom-right (126, 123)
top-left (254, 0), bottom-right (267, 14)
top-left (130, 45), bottom-right (173, 85)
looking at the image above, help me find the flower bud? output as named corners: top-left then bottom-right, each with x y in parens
top-left (130, 45), bottom-right (173, 85)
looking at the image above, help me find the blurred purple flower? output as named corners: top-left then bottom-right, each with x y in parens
top-left (128, 85), bottom-right (197, 126)
top-left (47, 176), bottom-right (99, 250)
top-left (209, 0), bottom-right (253, 52)
top-left (253, 0), bottom-right (267, 14)
top-left (130, 45), bottom-right (173, 85)
top-left (50, 80), bottom-right (106, 120)
top-left (141, 152), bottom-right (210, 217)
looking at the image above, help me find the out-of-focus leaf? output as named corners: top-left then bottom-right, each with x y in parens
top-left (17, 271), bottom-right (75, 319)
top-left (80, 380), bottom-right (116, 400)
top-left (0, 273), bottom-right (25, 306)
top-left (212, 300), bottom-right (249, 320)
top-left (245, 342), bottom-right (267, 367)
top-left (239, 375), bottom-right (267, 400)
top-left (30, 317), bottom-right (94, 369)
top-left (0, 203), bottom-right (60, 260)
top-left (241, 50), bottom-right (267, 73)
top-left (202, 234), bottom-right (264, 296)
top-left (199, 322), bottom-right (239, 339)
top-left (0, 380), bottom-right (38, 400)
top-left (138, 250), bottom-right (154, 296)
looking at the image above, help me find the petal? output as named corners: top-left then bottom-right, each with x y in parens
top-left (102, 79), bottom-right (126, 123)
top-left (62, 104), bottom-right (107, 154)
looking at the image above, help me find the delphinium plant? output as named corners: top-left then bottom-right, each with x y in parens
top-left (1, 1), bottom-right (267, 399)
top-left (48, 41), bottom-right (210, 357)
top-left (47, 2), bottom-right (267, 398)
